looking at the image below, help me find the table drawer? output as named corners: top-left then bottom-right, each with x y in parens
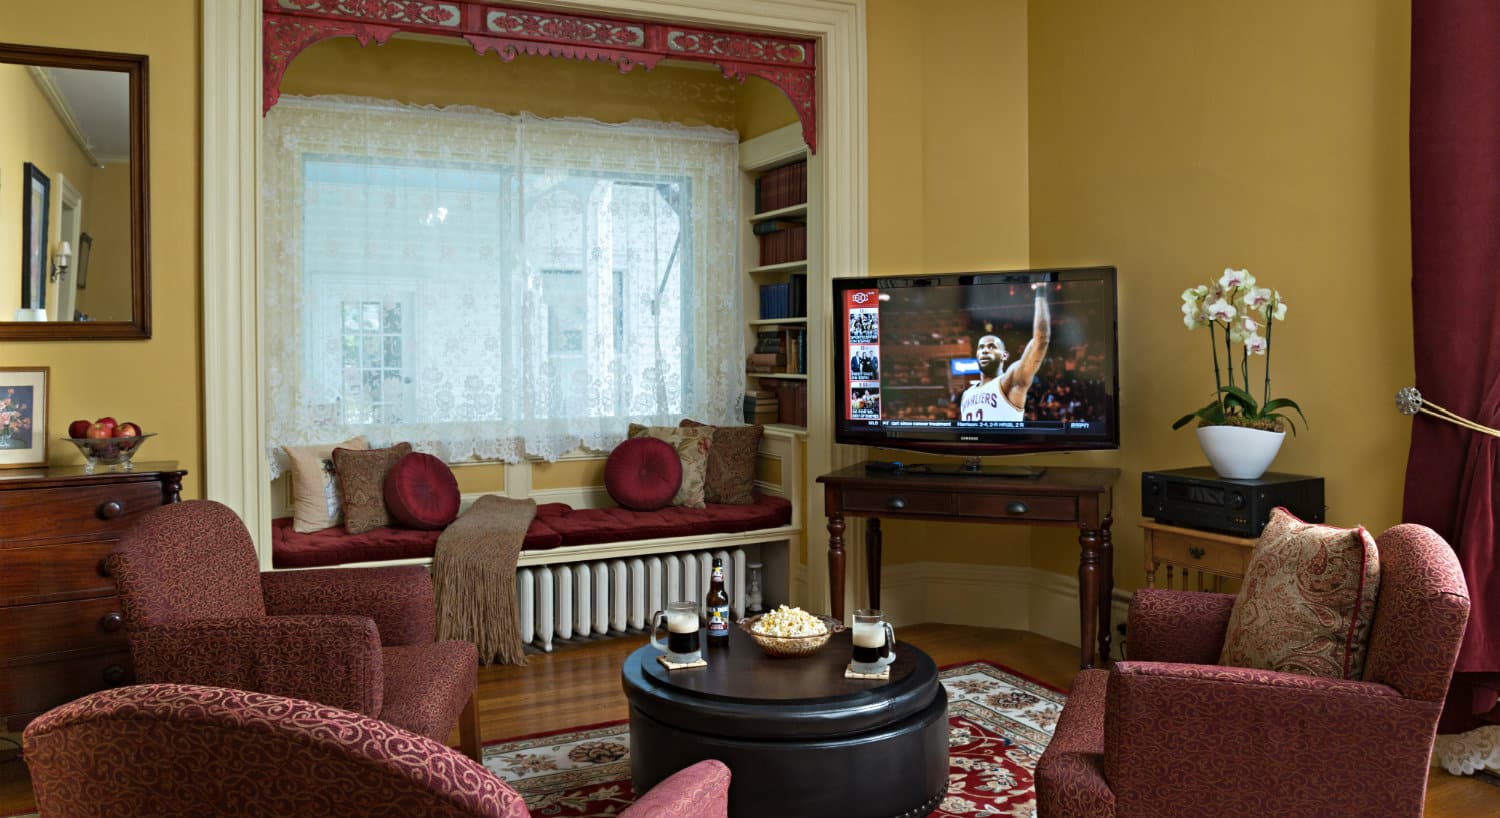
top-left (0, 481), bottom-right (163, 541)
top-left (1148, 531), bottom-right (1250, 575)
top-left (955, 494), bottom-right (1077, 522)
top-left (1, 650), bottom-right (133, 731)
top-left (841, 488), bottom-right (952, 516)
top-left (0, 596), bottom-right (127, 661)
top-left (0, 539), bottom-right (117, 605)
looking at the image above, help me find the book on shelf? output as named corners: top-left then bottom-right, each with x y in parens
top-left (752, 159), bottom-right (808, 215)
top-left (752, 218), bottom-right (804, 236)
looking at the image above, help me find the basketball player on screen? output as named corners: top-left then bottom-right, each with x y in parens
top-left (960, 283), bottom-right (1050, 421)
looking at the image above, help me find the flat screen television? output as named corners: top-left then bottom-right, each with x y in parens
top-left (833, 266), bottom-right (1119, 476)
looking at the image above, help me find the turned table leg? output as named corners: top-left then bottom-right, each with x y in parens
top-left (827, 511), bottom-right (846, 621)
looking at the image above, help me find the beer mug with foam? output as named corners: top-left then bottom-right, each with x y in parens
top-left (650, 600), bottom-right (702, 664)
top-left (851, 608), bottom-right (896, 674)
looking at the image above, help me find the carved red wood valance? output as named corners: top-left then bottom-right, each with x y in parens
top-left (262, 0), bottom-right (818, 151)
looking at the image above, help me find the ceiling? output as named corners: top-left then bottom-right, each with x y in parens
top-left (38, 66), bottom-right (130, 164)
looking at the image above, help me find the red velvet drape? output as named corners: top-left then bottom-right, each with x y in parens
top-left (1407, 0), bottom-right (1500, 733)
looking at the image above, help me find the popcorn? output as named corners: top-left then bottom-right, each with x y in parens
top-left (752, 604), bottom-right (828, 638)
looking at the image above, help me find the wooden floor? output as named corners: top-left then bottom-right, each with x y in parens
top-left (3, 623), bottom-right (1497, 816)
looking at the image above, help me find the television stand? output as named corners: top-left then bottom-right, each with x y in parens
top-left (956, 457), bottom-right (1045, 479)
top-left (818, 462), bottom-right (1119, 669)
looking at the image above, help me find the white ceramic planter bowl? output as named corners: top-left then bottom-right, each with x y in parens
top-left (1195, 425), bottom-right (1286, 480)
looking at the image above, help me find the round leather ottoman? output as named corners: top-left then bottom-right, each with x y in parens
top-left (621, 625), bottom-right (948, 818)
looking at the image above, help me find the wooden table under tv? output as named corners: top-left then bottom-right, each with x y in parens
top-left (818, 463), bottom-right (1119, 669)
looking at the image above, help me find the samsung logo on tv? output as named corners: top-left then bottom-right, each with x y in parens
top-left (960, 435), bottom-right (979, 441)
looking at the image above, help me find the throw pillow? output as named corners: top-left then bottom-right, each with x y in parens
top-left (680, 419), bottom-right (763, 505)
top-left (333, 443), bottom-right (414, 535)
top-left (604, 437), bottom-right (683, 511)
top-left (384, 452), bottom-right (461, 530)
top-left (627, 423), bottom-right (714, 509)
top-left (282, 435), bottom-right (369, 533)
top-left (1219, 507), bottom-right (1382, 680)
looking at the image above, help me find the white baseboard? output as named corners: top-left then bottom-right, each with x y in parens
top-left (879, 562), bottom-right (1132, 653)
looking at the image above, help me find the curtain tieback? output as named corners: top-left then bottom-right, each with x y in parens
top-left (1396, 386), bottom-right (1500, 438)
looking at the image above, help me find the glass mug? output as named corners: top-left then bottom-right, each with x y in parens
top-left (851, 608), bottom-right (896, 674)
top-left (651, 600), bottom-right (702, 664)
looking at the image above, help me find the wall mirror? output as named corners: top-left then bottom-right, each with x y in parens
top-left (0, 43), bottom-right (149, 340)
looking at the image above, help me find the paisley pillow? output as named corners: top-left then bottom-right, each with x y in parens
top-left (680, 419), bottom-right (762, 505)
top-left (332, 443), bottom-right (413, 535)
top-left (627, 423), bottom-right (714, 509)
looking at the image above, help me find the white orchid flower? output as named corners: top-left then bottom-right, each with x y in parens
top-left (1181, 299), bottom-right (1207, 329)
top-left (1244, 332), bottom-right (1268, 355)
top-left (1205, 298), bottom-right (1237, 323)
top-left (1219, 268), bottom-right (1255, 291)
top-left (1242, 287), bottom-right (1273, 310)
top-left (1238, 314), bottom-right (1259, 335)
top-left (1181, 285), bottom-right (1209, 305)
top-left (1271, 291), bottom-right (1287, 321)
top-left (1229, 324), bottom-right (1247, 344)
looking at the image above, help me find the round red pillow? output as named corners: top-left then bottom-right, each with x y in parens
top-left (383, 452), bottom-right (461, 530)
top-left (605, 437), bottom-right (682, 511)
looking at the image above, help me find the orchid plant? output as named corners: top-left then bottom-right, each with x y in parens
top-left (1173, 268), bottom-right (1306, 434)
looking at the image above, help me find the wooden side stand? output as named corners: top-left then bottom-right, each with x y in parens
top-left (818, 463), bottom-right (1119, 669)
top-left (1140, 520), bottom-right (1257, 591)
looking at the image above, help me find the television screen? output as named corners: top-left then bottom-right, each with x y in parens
top-left (833, 266), bottom-right (1119, 462)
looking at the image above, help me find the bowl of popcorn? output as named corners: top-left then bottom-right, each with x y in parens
top-left (740, 604), bottom-right (845, 658)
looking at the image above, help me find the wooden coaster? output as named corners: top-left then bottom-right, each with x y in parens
top-left (844, 663), bottom-right (890, 680)
top-left (657, 654), bottom-right (708, 670)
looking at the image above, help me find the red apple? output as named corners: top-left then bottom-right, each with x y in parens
top-left (68, 419), bottom-right (92, 439)
top-left (85, 422), bottom-right (113, 439)
top-left (113, 422), bottom-right (141, 438)
top-left (94, 417), bottom-right (117, 433)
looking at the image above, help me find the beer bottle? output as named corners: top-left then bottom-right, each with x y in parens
top-left (706, 557), bottom-right (730, 642)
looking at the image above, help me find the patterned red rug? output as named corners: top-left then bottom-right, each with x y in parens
top-left (483, 660), bottom-right (1065, 818)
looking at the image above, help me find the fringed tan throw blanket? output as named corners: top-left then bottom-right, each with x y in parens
top-left (434, 495), bottom-right (536, 666)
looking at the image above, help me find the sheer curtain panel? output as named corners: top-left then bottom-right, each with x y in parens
top-left (261, 96), bottom-right (743, 476)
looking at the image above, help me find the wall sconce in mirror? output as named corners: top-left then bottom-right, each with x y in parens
top-left (0, 43), bottom-right (150, 340)
top-left (50, 241), bottom-right (71, 284)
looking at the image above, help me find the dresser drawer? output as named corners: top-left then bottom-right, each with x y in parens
top-left (1148, 529), bottom-right (1251, 576)
top-left (0, 481), bottom-right (163, 541)
top-left (841, 488), bottom-right (953, 515)
top-left (956, 493), bottom-right (1077, 522)
top-left (1, 650), bottom-right (133, 731)
top-left (0, 540), bottom-right (117, 605)
top-left (0, 596), bottom-right (127, 661)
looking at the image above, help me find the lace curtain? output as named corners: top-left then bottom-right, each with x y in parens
top-left (261, 96), bottom-right (743, 477)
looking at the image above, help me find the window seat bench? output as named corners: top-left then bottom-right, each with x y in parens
top-left (271, 493), bottom-right (794, 570)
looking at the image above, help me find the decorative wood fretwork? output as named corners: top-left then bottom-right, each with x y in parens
top-left (262, 0), bottom-right (818, 151)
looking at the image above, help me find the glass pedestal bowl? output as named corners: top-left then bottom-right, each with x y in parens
top-left (63, 433), bottom-right (155, 473)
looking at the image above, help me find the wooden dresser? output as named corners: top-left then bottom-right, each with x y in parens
top-left (0, 462), bottom-right (185, 731)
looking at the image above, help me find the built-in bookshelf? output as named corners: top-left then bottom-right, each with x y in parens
top-left (740, 125), bottom-right (812, 431)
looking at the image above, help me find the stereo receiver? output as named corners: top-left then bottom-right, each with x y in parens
top-left (1141, 467), bottom-right (1324, 537)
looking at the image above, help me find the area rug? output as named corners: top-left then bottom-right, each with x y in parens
top-left (483, 660), bottom-right (1065, 818)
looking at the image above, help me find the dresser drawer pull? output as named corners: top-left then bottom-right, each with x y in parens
top-left (102, 664), bottom-right (128, 686)
top-left (97, 558), bottom-right (113, 578)
top-left (886, 496), bottom-right (907, 510)
top-left (97, 500), bottom-right (125, 520)
top-left (1005, 501), bottom-right (1030, 515)
top-left (100, 611), bottom-right (124, 632)
top-left (1188, 546), bottom-right (1207, 560)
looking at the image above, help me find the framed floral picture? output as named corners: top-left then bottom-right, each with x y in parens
top-left (0, 367), bottom-right (49, 469)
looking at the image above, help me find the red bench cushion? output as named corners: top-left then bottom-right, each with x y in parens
top-left (271, 509), bottom-right (565, 569)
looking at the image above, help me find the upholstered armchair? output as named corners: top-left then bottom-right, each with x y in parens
top-left (23, 683), bottom-right (731, 818)
top-left (106, 500), bottom-right (482, 760)
top-left (1035, 523), bottom-right (1471, 818)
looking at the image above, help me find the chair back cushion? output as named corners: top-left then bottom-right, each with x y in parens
top-left (110, 500), bottom-right (266, 626)
top-left (1363, 524), bottom-right (1470, 701)
top-left (1219, 508), bottom-right (1381, 679)
top-left (23, 684), bottom-right (525, 818)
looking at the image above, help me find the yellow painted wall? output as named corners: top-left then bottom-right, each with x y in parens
top-left (735, 76), bottom-right (798, 141)
top-left (75, 162), bottom-right (131, 321)
top-left (1026, 1), bottom-right (1412, 590)
top-left (0, 2), bottom-right (201, 496)
top-left (282, 37), bottom-right (741, 129)
top-left (866, 0), bottom-right (1034, 566)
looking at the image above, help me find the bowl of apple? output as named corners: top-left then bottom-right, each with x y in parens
top-left (63, 418), bottom-right (153, 472)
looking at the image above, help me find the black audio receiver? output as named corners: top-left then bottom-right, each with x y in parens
top-left (1141, 467), bottom-right (1324, 537)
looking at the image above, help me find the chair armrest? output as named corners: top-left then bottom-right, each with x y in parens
top-left (262, 565), bottom-right (435, 646)
top-left (1103, 661), bottom-right (1440, 817)
top-left (1125, 588), bottom-right (1235, 663)
top-left (127, 616), bottom-right (384, 717)
top-left (621, 760), bottom-right (730, 818)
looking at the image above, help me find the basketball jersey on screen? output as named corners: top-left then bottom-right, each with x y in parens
top-left (960, 377), bottom-right (1023, 421)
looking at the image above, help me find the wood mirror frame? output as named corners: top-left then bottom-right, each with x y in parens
top-left (0, 43), bottom-right (149, 341)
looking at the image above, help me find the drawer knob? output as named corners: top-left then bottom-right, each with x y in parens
top-left (102, 664), bottom-right (128, 686)
top-left (887, 496), bottom-right (907, 510)
top-left (1005, 501), bottom-right (1030, 515)
top-left (100, 611), bottom-right (124, 632)
top-left (1189, 546), bottom-right (1207, 560)
top-left (97, 500), bottom-right (124, 520)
